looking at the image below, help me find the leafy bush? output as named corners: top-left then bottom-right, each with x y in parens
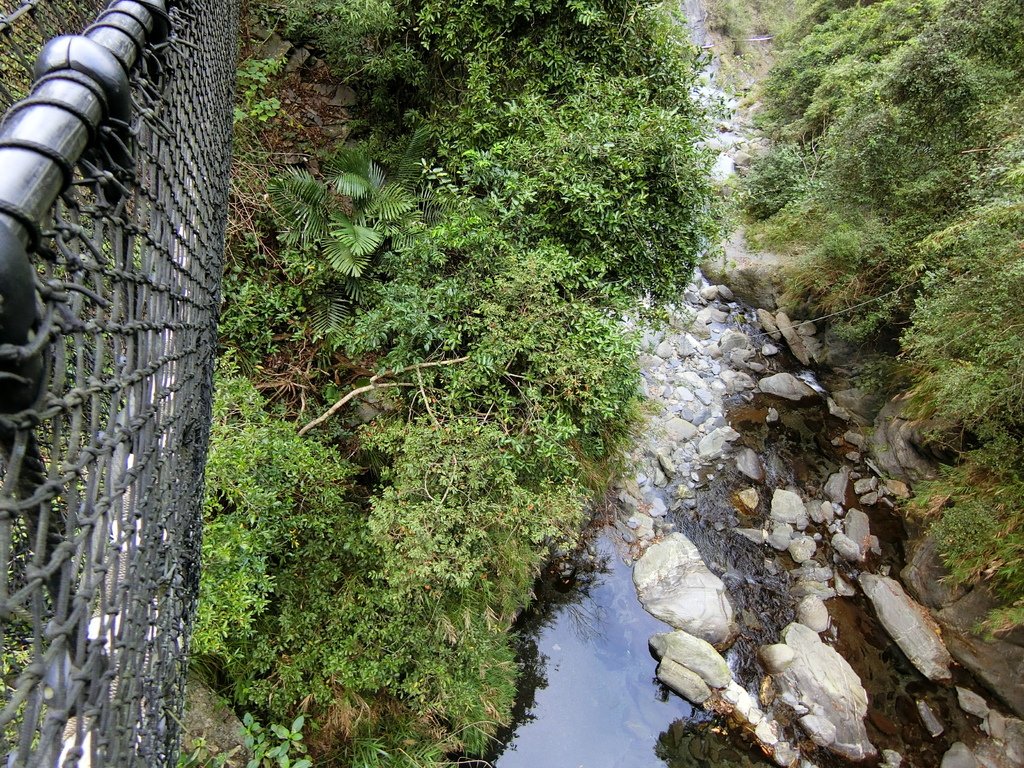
top-left (743, 145), bottom-right (808, 220)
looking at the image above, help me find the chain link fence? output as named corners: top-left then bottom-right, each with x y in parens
top-left (0, 1), bottom-right (237, 764)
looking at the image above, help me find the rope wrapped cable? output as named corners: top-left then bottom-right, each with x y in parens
top-left (0, 1), bottom-right (237, 765)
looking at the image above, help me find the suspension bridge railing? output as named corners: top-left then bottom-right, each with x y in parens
top-left (0, 1), bottom-right (237, 764)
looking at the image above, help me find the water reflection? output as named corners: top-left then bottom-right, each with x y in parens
top-left (485, 534), bottom-right (772, 768)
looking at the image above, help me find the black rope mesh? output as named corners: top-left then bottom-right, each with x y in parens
top-left (0, 1), bottom-right (237, 765)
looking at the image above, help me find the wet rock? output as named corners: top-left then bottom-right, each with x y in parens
top-left (860, 574), bottom-right (952, 681)
top-left (771, 489), bottom-right (809, 529)
top-left (788, 536), bottom-right (817, 564)
top-left (718, 285), bottom-right (735, 301)
top-left (956, 687), bottom-right (990, 720)
top-left (775, 622), bottom-right (874, 760)
top-left (721, 369), bottom-right (756, 393)
top-left (881, 749), bottom-right (904, 768)
top-left (759, 643), bottom-right (795, 673)
top-left (941, 742), bottom-right (978, 768)
top-left (650, 630), bottom-right (731, 688)
top-left (697, 426), bottom-right (741, 460)
top-left (832, 388), bottom-right (882, 423)
top-left (759, 372), bottom-right (817, 401)
top-left (762, 342), bottom-right (779, 356)
top-left (657, 658), bottom-right (712, 704)
top-left (737, 487), bottom-right (759, 510)
top-left (797, 595), bottom-right (830, 633)
top-left (735, 447), bottom-right (765, 482)
top-left (634, 533), bottom-right (738, 646)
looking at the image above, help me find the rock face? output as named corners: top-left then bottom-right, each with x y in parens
top-left (182, 675), bottom-right (248, 767)
top-left (938, 588), bottom-right (1024, 717)
top-left (774, 622), bottom-right (875, 761)
top-left (869, 396), bottom-right (939, 482)
top-left (860, 575), bottom-right (952, 681)
top-left (758, 372), bottom-right (817, 401)
top-left (634, 533), bottom-right (737, 646)
top-left (901, 533), bottom-right (967, 609)
top-left (650, 630), bottom-right (732, 688)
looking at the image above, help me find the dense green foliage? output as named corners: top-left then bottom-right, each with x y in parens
top-left (201, 0), bottom-right (712, 763)
top-left (747, 0), bottom-right (1024, 629)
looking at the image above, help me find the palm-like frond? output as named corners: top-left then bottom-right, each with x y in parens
top-left (394, 125), bottom-right (431, 190)
top-left (364, 182), bottom-right (418, 223)
top-left (331, 216), bottom-right (384, 258)
top-left (268, 169), bottom-right (330, 247)
top-left (308, 288), bottom-right (351, 337)
top-left (327, 147), bottom-right (375, 200)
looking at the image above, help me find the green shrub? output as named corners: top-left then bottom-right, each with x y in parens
top-left (743, 145), bottom-right (808, 220)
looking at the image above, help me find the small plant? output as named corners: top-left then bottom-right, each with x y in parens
top-left (242, 713), bottom-right (312, 768)
top-left (235, 57), bottom-right (285, 124)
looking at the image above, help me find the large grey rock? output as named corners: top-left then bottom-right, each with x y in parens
top-left (797, 595), bottom-right (830, 633)
top-left (861, 575), bottom-right (952, 681)
top-left (789, 535), bottom-right (817, 564)
top-left (956, 687), bottom-right (990, 720)
top-left (664, 416), bottom-right (699, 442)
top-left (776, 312), bottom-right (812, 365)
top-left (657, 658), bottom-right (712, 703)
top-left (697, 426), bottom-right (741, 460)
top-left (941, 743), bottom-right (979, 768)
top-left (775, 622), bottom-right (875, 761)
top-left (832, 532), bottom-right (863, 562)
top-left (650, 630), bottom-right (731, 688)
top-left (718, 330), bottom-right (751, 354)
top-left (845, 508), bottom-right (878, 556)
top-left (757, 309), bottom-right (782, 340)
top-left (758, 372), bottom-right (817, 401)
top-left (824, 467), bottom-right (851, 505)
top-left (869, 396), bottom-right (939, 482)
top-left (901, 533), bottom-right (967, 609)
top-left (759, 643), bottom-right (795, 673)
top-left (634, 533), bottom-right (738, 646)
top-left (771, 489), bottom-right (809, 529)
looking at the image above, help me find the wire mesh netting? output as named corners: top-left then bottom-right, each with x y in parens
top-left (0, 1), bottom-right (237, 765)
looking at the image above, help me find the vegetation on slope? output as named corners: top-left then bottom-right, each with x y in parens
top-left (744, 0), bottom-right (1024, 631)
top-left (196, 0), bottom-right (713, 763)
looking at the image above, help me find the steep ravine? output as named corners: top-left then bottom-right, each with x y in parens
top-left (481, 2), bottom-right (1024, 767)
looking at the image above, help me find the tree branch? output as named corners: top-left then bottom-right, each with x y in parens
top-left (298, 356), bottom-right (469, 436)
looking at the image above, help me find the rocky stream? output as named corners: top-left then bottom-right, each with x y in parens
top-left (480, 3), bottom-right (1024, 767)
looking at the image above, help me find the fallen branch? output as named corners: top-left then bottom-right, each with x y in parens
top-left (298, 356), bottom-right (469, 435)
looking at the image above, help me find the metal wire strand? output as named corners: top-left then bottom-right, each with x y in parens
top-left (0, 1), bottom-right (238, 765)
